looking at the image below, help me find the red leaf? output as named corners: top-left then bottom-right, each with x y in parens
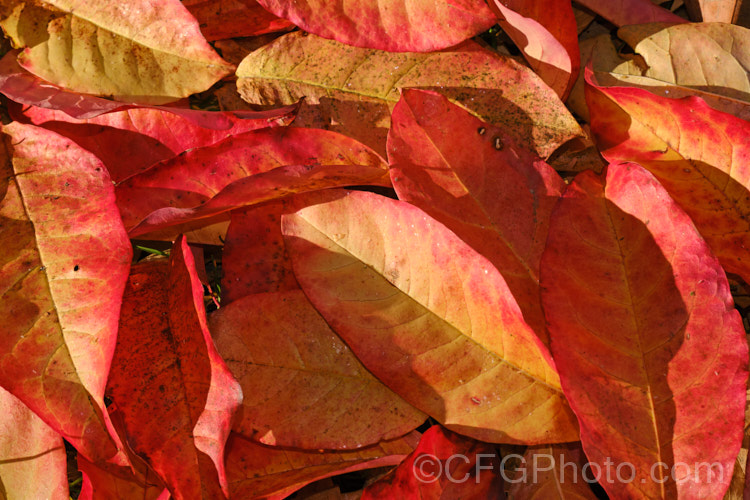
top-left (221, 201), bottom-right (299, 304)
top-left (183, 0), bottom-right (293, 40)
top-left (388, 89), bottom-right (564, 344)
top-left (106, 237), bottom-right (242, 499)
top-left (541, 162), bottom-right (748, 499)
top-left (574, 0), bottom-right (686, 26)
top-left (254, 0), bottom-right (496, 52)
top-left (210, 289), bottom-right (425, 450)
top-left (78, 456), bottom-right (168, 500)
top-left (586, 69), bottom-right (750, 284)
top-left (282, 190), bottom-right (578, 444)
top-left (0, 122), bottom-right (130, 463)
top-left (488, 0), bottom-right (580, 99)
top-left (116, 127), bottom-right (388, 237)
top-left (225, 431), bottom-right (419, 499)
top-left (361, 425), bottom-right (503, 499)
top-left (0, 387), bottom-right (68, 498)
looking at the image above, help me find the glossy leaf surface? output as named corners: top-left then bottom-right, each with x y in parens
top-left (282, 190), bottom-right (578, 444)
top-left (541, 162), bottom-right (748, 499)
top-left (254, 0), bottom-right (496, 52)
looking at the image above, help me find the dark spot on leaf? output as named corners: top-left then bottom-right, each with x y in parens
top-left (73, 265), bottom-right (80, 271)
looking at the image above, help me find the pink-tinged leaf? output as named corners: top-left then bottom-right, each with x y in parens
top-left (0, 387), bottom-right (68, 499)
top-left (388, 89), bottom-right (564, 345)
top-left (116, 127), bottom-right (388, 237)
top-left (236, 32), bottom-right (583, 159)
top-left (361, 425), bottom-right (502, 499)
top-left (0, 0), bottom-right (233, 102)
top-left (282, 190), bottom-right (578, 444)
top-left (586, 69), bottom-right (750, 283)
top-left (226, 431), bottom-right (419, 499)
top-left (508, 443), bottom-right (597, 499)
top-left (183, 0), bottom-right (293, 40)
top-left (0, 52), bottom-right (293, 128)
top-left (683, 0), bottom-right (742, 21)
top-left (106, 237), bottom-right (243, 499)
top-left (209, 289), bottom-right (426, 450)
top-left (541, 162), bottom-right (748, 499)
top-left (254, 0), bottom-right (496, 52)
top-left (488, 0), bottom-right (580, 99)
top-left (222, 201), bottom-right (299, 304)
top-left (574, 0), bottom-right (686, 25)
top-left (0, 122), bottom-right (130, 463)
top-left (78, 456), bottom-right (168, 500)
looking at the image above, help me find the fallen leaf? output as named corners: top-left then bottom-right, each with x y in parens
top-left (236, 32), bottom-right (582, 158)
top-left (361, 425), bottom-right (503, 499)
top-left (508, 443), bottom-right (597, 499)
top-left (77, 456), bottom-right (168, 500)
top-left (226, 431), bottom-right (418, 499)
top-left (210, 289), bottom-right (426, 450)
top-left (106, 237), bottom-right (243, 499)
top-left (0, 122), bottom-right (130, 463)
top-left (586, 69), bottom-right (750, 283)
top-left (282, 190), bottom-right (578, 444)
top-left (0, 0), bottom-right (233, 102)
top-left (0, 387), bottom-right (68, 499)
top-left (683, 0), bottom-right (742, 21)
top-left (573, 0), bottom-right (686, 26)
top-left (254, 0), bottom-right (496, 52)
top-left (183, 0), bottom-right (293, 41)
top-left (541, 162), bottom-right (748, 499)
top-left (488, 0), bottom-right (580, 99)
top-left (387, 89), bottom-right (564, 344)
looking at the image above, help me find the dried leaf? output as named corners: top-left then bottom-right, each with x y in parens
top-left (586, 69), bottom-right (750, 283)
top-left (683, 0), bottom-right (742, 21)
top-left (254, 0), bottom-right (496, 52)
top-left (236, 32), bottom-right (582, 158)
top-left (0, 122), bottom-right (130, 463)
top-left (0, 0), bottom-right (233, 102)
top-left (541, 162), bottom-right (748, 499)
top-left (78, 456), bottom-right (167, 500)
top-left (388, 89), bottom-right (564, 345)
top-left (282, 190), bottom-right (578, 444)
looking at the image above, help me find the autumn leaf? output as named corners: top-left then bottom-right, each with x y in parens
top-left (0, 387), bottom-right (68, 499)
top-left (683, 0), bottom-right (742, 22)
top-left (282, 190), bottom-right (578, 444)
top-left (78, 456), bottom-right (167, 500)
top-left (210, 289), bottom-right (425, 450)
top-left (116, 127), bottom-right (388, 238)
top-left (225, 431), bottom-right (419, 499)
top-left (361, 425), bottom-right (503, 499)
top-left (388, 89), bottom-right (564, 344)
top-left (508, 443), bottom-right (597, 499)
top-left (573, 0), bottom-right (686, 26)
top-left (586, 69), bottom-right (750, 284)
top-left (106, 238), bottom-right (242, 500)
top-left (254, 0), bottom-right (496, 52)
top-left (0, 122), bottom-right (129, 463)
top-left (183, 0), bottom-right (293, 41)
top-left (541, 162), bottom-right (748, 499)
top-left (236, 31), bottom-right (582, 158)
top-left (488, 0), bottom-right (580, 99)
top-left (0, 0), bottom-right (233, 102)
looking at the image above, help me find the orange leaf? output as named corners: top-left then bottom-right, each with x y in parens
top-left (0, 122), bottom-right (130, 463)
top-left (210, 289), bottom-right (426, 449)
top-left (541, 162), bottom-right (748, 499)
top-left (106, 237), bottom-right (243, 499)
top-left (282, 190), bottom-right (578, 444)
top-left (78, 456), bottom-right (167, 500)
top-left (508, 443), bottom-right (597, 499)
top-left (586, 69), bottom-right (750, 283)
top-left (254, 0), bottom-right (496, 52)
top-left (183, 0), bottom-right (293, 41)
top-left (388, 89), bottom-right (564, 344)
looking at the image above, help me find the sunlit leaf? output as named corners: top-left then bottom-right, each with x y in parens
top-left (541, 162), bottom-right (748, 499)
top-left (282, 190), bottom-right (578, 444)
top-left (0, 122), bottom-right (129, 463)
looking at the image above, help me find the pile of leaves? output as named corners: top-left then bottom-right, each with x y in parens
top-left (0, 0), bottom-right (749, 498)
